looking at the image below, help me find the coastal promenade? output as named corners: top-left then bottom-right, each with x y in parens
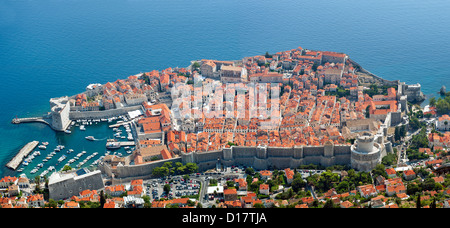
top-left (6, 141), bottom-right (39, 170)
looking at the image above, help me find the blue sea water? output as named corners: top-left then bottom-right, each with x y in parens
top-left (1, 0), bottom-right (450, 177)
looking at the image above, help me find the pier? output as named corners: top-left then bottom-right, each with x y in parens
top-left (106, 141), bottom-right (135, 148)
top-left (6, 141), bottom-right (39, 170)
top-left (119, 141), bottom-right (135, 146)
top-left (109, 120), bottom-right (134, 128)
top-left (12, 117), bottom-right (53, 129)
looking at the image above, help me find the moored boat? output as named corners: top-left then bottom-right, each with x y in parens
top-left (85, 136), bottom-right (95, 141)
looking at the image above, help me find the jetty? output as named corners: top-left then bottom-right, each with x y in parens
top-left (12, 117), bottom-right (51, 126)
top-left (118, 141), bottom-right (135, 146)
top-left (106, 141), bottom-right (135, 148)
top-left (6, 141), bottom-right (39, 170)
top-left (109, 120), bottom-right (134, 128)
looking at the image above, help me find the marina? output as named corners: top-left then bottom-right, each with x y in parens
top-left (7, 115), bottom-right (138, 178)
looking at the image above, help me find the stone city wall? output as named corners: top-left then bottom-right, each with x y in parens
top-left (100, 144), bottom-right (353, 180)
top-left (69, 105), bottom-right (143, 120)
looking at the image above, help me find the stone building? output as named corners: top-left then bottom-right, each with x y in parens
top-left (351, 132), bottom-right (382, 172)
top-left (220, 65), bottom-right (247, 83)
top-left (48, 169), bottom-right (104, 201)
top-left (398, 82), bottom-right (425, 103)
top-left (436, 115), bottom-right (450, 131)
top-left (49, 96), bottom-right (71, 131)
top-left (200, 60), bottom-right (217, 78)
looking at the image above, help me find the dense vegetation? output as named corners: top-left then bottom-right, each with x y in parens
top-left (152, 162), bottom-right (199, 177)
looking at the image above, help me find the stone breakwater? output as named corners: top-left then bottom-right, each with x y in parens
top-left (6, 141), bottom-right (39, 170)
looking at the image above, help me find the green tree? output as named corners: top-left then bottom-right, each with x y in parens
top-left (394, 126), bottom-right (401, 141)
top-left (336, 181), bottom-right (350, 194)
top-left (291, 176), bottom-right (306, 193)
top-left (45, 199), bottom-right (58, 208)
top-left (163, 184), bottom-right (171, 194)
top-left (406, 182), bottom-right (421, 195)
top-left (416, 194), bottom-right (421, 208)
top-left (323, 199), bottom-right (337, 208)
top-left (254, 203), bottom-right (265, 208)
top-left (316, 171), bottom-right (339, 192)
top-left (245, 167), bottom-right (255, 176)
top-left (372, 164), bottom-right (387, 179)
top-left (152, 166), bottom-right (169, 177)
top-left (100, 190), bottom-right (106, 208)
top-left (192, 61), bottom-right (200, 70)
top-left (429, 97), bottom-right (436, 107)
top-left (365, 105), bottom-right (371, 118)
top-left (431, 197), bottom-right (437, 208)
top-left (421, 177), bottom-right (436, 191)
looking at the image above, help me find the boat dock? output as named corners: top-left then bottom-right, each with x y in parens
top-left (6, 141), bottom-right (39, 170)
top-left (119, 141), bottom-right (135, 146)
top-left (109, 120), bottom-right (133, 128)
top-left (106, 141), bottom-right (135, 148)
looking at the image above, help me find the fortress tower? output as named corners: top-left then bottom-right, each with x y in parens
top-left (351, 132), bottom-right (382, 172)
top-left (49, 96), bottom-right (71, 131)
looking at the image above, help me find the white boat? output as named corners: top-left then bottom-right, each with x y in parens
top-left (40, 170), bottom-right (48, 177)
top-left (58, 155), bottom-right (67, 162)
top-left (65, 130), bottom-right (71, 134)
top-left (38, 145), bottom-right (47, 150)
top-left (86, 136), bottom-right (95, 141)
top-left (106, 142), bottom-right (120, 149)
top-left (42, 142), bottom-right (49, 146)
top-left (80, 125), bottom-right (86, 131)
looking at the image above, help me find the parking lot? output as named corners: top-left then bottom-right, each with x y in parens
top-left (145, 176), bottom-right (201, 201)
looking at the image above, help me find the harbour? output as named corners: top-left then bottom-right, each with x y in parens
top-left (5, 115), bottom-right (138, 179)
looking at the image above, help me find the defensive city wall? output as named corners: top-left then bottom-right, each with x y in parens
top-left (101, 143), bottom-right (352, 183)
top-left (69, 105), bottom-right (143, 120)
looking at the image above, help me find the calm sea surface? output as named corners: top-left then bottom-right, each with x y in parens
top-left (1, 0), bottom-right (450, 177)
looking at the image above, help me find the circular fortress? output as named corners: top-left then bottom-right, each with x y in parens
top-left (351, 132), bottom-right (382, 172)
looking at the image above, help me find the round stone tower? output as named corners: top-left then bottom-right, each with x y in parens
top-left (351, 132), bottom-right (381, 172)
